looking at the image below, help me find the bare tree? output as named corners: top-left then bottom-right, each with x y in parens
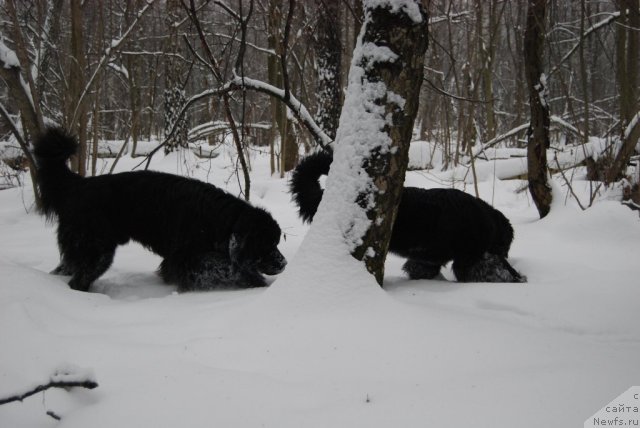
top-left (524, 0), bottom-right (552, 218)
top-left (606, 0), bottom-right (640, 184)
top-left (164, 0), bottom-right (189, 154)
top-left (67, 0), bottom-right (88, 175)
top-left (314, 0), bottom-right (342, 140)
top-left (313, 0), bottom-right (429, 285)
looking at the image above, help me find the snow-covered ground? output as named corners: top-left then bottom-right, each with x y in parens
top-left (1, 142), bottom-right (639, 427)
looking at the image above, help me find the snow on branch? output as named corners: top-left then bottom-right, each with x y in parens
top-left (429, 10), bottom-right (472, 25)
top-left (188, 120), bottom-right (271, 142)
top-left (549, 12), bottom-right (620, 77)
top-left (0, 38), bottom-right (20, 68)
top-left (137, 74), bottom-right (332, 170)
top-left (473, 116), bottom-right (582, 159)
top-left (623, 110), bottom-right (640, 141)
top-left (229, 76), bottom-right (332, 147)
top-left (0, 364), bottom-right (98, 406)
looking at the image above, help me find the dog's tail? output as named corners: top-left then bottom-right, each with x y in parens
top-left (289, 150), bottom-right (333, 223)
top-left (33, 127), bottom-right (78, 167)
top-left (32, 127), bottom-right (80, 216)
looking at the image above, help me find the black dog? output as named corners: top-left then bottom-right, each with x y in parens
top-left (33, 128), bottom-right (286, 292)
top-left (290, 151), bottom-right (525, 283)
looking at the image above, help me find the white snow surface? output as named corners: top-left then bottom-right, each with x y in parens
top-left (1, 141), bottom-right (639, 427)
top-left (310, 10), bottom-right (407, 257)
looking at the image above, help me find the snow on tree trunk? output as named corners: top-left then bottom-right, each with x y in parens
top-left (163, 0), bottom-right (188, 154)
top-left (271, 0), bottom-right (428, 295)
top-left (163, 87), bottom-right (188, 153)
top-left (524, 0), bottom-right (552, 219)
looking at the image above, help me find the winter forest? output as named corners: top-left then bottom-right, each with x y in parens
top-left (1, 0), bottom-right (640, 427)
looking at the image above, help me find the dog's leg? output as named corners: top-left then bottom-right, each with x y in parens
top-left (67, 247), bottom-right (116, 292)
top-left (52, 230), bottom-right (76, 275)
top-left (165, 252), bottom-right (234, 291)
top-left (233, 265), bottom-right (268, 288)
top-left (453, 253), bottom-right (525, 283)
top-left (452, 255), bottom-right (485, 282)
top-left (402, 259), bottom-right (443, 280)
top-left (51, 260), bottom-right (74, 276)
top-left (163, 253), bottom-right (269, 291)
top-left (184, 254), bottom-right (231, 291)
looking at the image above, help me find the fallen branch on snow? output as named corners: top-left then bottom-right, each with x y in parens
top-left (0, 365), bottom-right (98, 406)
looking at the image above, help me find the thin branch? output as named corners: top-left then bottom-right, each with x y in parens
top-left (554, 154), bottom-right (586, 210)
top-left (213, 0), bottom-right (240, 20)
top-left (71, 0), bottom-right (156, 125)
top-left (280, 0), bottom-right (295, 100)
top-left (622, 200), bottom-right (640, 213)
top-left (548, 12), bottom-right (620, 77)
top-left (134, 84), bottom-right (236, 169)
top-left (0, 102), bottom-right (37, 169)
top-left (183, 0), bottom-right (251, 199)
top-left (5, 0), bottom-right (45, 131)
top-left (423, 77), bottom-right (489, 103)
top-left (0, 379), bottom-right (98, 406)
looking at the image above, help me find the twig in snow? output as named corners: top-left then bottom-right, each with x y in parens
top-left (0, 365), bottom-right (98, 406)
top-left (553, 154), bottom-right (585, 211)
top-left (0, 378), bottom-right (98, 406)
top-left (46, 410), bottom-right (62, 421)
top-left (622, 200), bottom-right (640, 213)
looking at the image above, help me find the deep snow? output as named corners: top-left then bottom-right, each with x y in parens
top-left (1, 141), bottom-right (639, 428)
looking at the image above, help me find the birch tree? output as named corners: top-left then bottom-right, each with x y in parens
top-left (276, 0), bottom-right (429, 287)
top-left (163, 0), bottom-right (189, 154)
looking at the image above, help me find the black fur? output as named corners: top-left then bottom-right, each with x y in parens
top-left (290, 151), bottom-right (525, 283)
top-left (34, 127), bottom-right (286, 292)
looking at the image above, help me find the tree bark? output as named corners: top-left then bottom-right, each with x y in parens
top-left (125, 1), bottom-right (142, 157)
top-left (314, 0), bottom-right (342, 140)
top-left (69, 0), bottom-right (88, 176)
top-left (524, 0), bottom-right (552, 218)
top-left (268, 0), bottom-right (298, 175)
top-left (606, 0), bottom-right (640, 184)
top-left (345, 1), bottom-right (429, 285)
top-left (164, 0), bottom-right (188, 153)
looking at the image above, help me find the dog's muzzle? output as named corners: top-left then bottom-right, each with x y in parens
top-left (259, 249), bottom-right (287, 275)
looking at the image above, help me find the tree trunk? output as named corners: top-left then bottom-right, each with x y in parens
top-left (125, 1), bottom-right (141, 157)
top-left (579, 0), bottom-right (590, 145)
top-left (0, 0), bottom-right (48, 208)
top-left (268, 0), bottom-right (283, 175)
top-left (267, 0), bottom-right (298, 175)
top-left (36, 0), bottom-right (64, 97)
top-left (606, 0), bottom-right (640, 184)
top-left (69, 0), bottom-right (88, 176)
top-left (337, 0), bottom-right (429, 285)
top-left (314, 0), bottom-right (342, 140)
top-left (164, 0), bottom-right (188, 153)
top-left (524, 0), bottom-right (552, 218)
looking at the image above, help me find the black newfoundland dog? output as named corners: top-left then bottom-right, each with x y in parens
top-left (33, 128), bottom-right (286, 292)
top-left (290, 151), bottom-right (525, 283)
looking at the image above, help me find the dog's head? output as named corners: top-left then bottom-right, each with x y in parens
top-left (230, 207), bottom-right (287, 275)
